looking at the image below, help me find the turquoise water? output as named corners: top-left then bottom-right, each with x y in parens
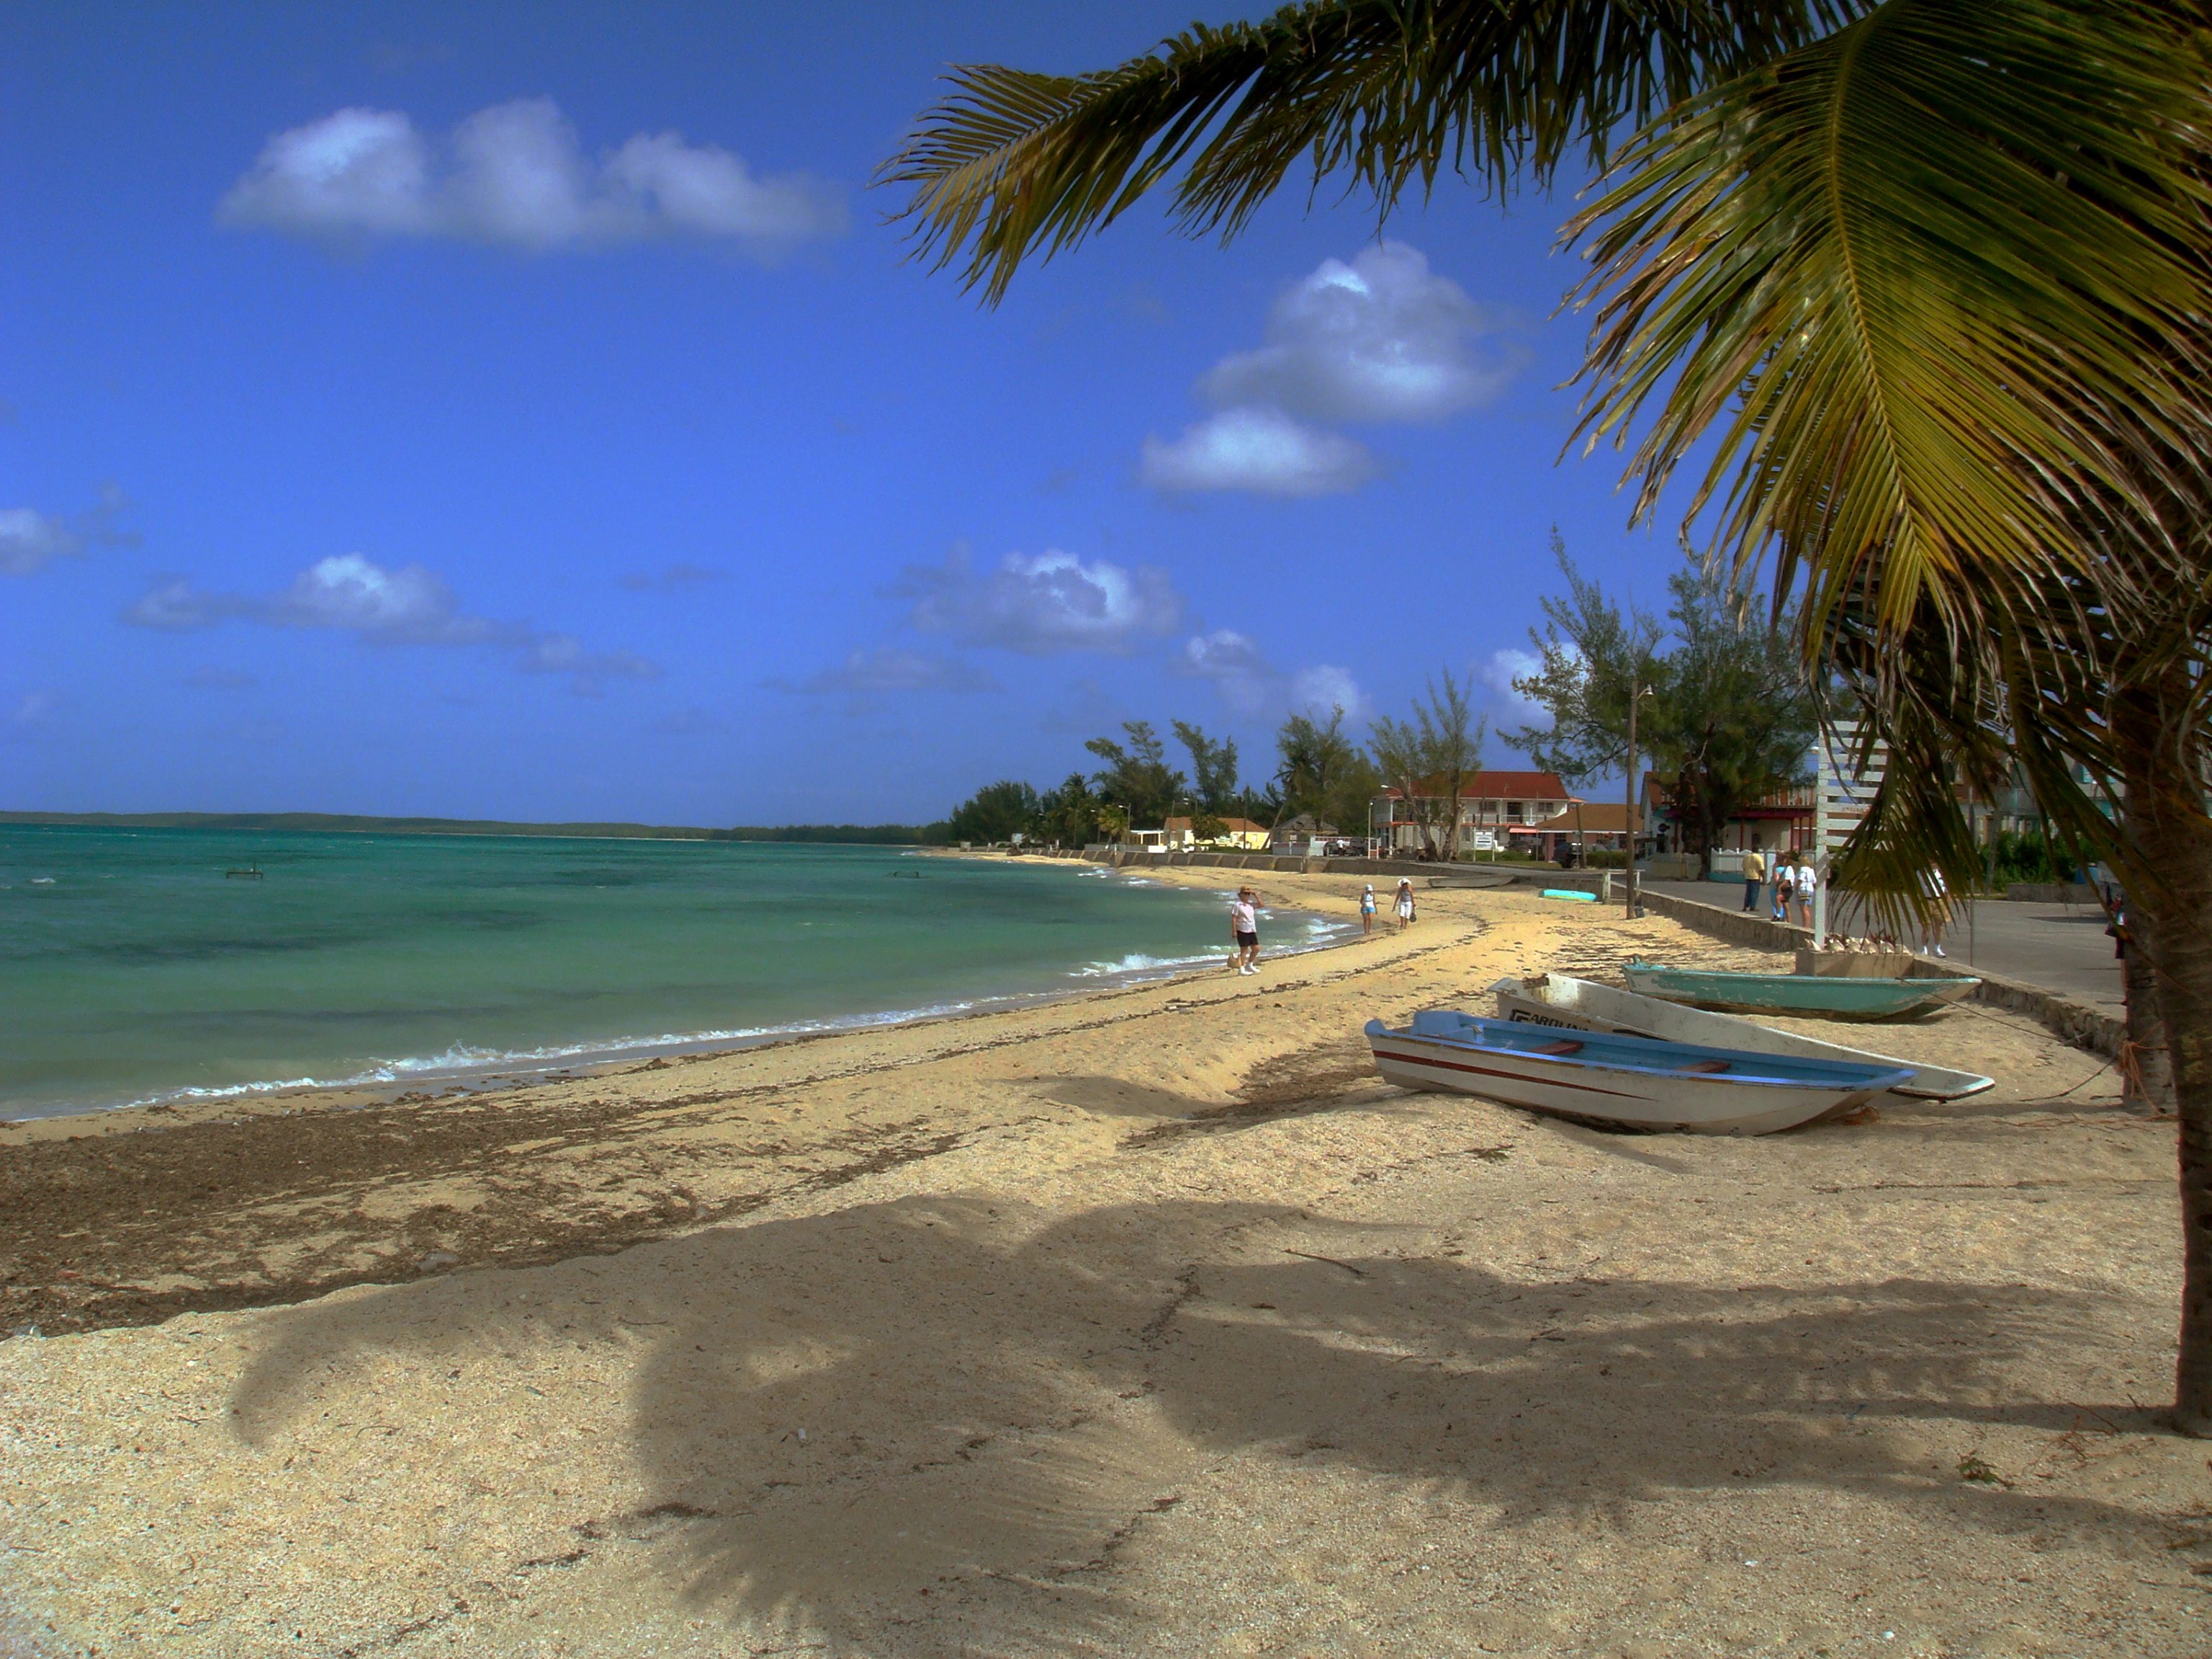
top-left (0, 827), bottom-right (1335, 1118)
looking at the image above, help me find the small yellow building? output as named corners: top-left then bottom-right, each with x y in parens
top-left (1161, 815), bottom-right (1272, 851)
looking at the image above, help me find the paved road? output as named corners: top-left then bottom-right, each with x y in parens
top-left (1637, 877), bottom-right (2124, 1012)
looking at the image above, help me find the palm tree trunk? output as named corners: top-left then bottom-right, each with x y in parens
top-left (2112, 681), bottom-right (2212, 1434)
top-left (2123, 917), bottom-right (2177, 1115)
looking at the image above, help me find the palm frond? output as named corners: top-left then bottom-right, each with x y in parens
top-left (881, 0), bottom-right (1861, 302)
top-left (1569, 0), bottom-right (2212, 647)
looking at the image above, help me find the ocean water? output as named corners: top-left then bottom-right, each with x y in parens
top-left (0, 827), bottom-right (1350, 1119)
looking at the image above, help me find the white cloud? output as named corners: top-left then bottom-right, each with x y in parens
top-left (1140, 408), bottom-right (1377, 498)
top-left (0, 510), bottom-right (85, 576)
top-left (773, 647), bottom-right (997, 697)
top-left (220, 98), bottom-right (845, 256)
top-left (1199, 243), bottom-right (1522, 423)
top-left (122, 554), bottom-right (658, 695)
top-left (1288, 664), bottom-right (1370, 723)
top-left (268, 554), bottom-right (491, 643)
top-left (0, 487), bottom-right (132, 576)
top-left (1479, 646), bottom-right (1552, 727)
top-left (1175, 630), bottom-right (1368, 721)
top-left (899, 547), bottom-right (1182, 656)
top-left (1177, 629), bottom-right (1277, 714)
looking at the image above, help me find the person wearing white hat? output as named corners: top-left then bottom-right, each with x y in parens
top-left (1359, 884), bottom-right (1377, 935)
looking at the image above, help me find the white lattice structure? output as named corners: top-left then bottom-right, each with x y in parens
top-left (1812, 721), bottom-right (1887, 947)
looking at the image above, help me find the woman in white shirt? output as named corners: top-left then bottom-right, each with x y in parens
top-left (1793, 856), bottom-right (1817, 930)
top-left (1920, 867), bottom-right (1950, 957)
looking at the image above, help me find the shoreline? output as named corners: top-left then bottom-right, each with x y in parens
top-left (2, 858), bottom-right (1355, 1130)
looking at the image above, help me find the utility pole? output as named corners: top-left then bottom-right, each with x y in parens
top-left (1624, 682), bottom-right (1650, 920)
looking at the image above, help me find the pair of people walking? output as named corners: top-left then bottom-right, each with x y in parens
top-left (1745, 848), bottom-right (1817, 929)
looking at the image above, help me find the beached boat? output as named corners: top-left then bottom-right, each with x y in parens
top-left (1622, 962), bottom-right (1977, 1020)
top-left (1364, 1010), bottom-right (1912, 1134)
top-left (1491, 973), bottom-right (1993, 1101)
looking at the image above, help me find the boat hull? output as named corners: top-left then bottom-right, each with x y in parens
top-left (1622, 963), bottom-right (1978, 1021)
top-left (1365, 1015), bottom-right (1910, 1136)
top-left (1491, 974), bottom-right (1993, 1101)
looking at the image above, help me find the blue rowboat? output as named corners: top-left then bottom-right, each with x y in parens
top-left (1365, 1010), bottom-right (1912, 1135)
top-left (1491, 973), bottom-right (1993, 1101)
top-left (1622, 962), bottom-right (1977, 1021)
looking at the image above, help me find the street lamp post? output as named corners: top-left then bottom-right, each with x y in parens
top-left (1625, 682), bottom-right (1653, 920)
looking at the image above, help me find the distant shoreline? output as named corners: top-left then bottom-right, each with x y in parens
top-left (0, 811), bottom-right (940, 846)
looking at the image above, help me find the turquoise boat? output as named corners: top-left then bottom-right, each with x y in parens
top-left (1622, 962), bottom-right (1979, 1020)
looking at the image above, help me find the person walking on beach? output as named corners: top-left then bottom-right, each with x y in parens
top-left (1740, 847), bottom-right (1766, 913)
top-left (1359, 884), bottom-right (1377, 936)
top-left (1394, 878), bottom-right (1416, 932)
top-left (1228, 886), bottom-right (1261, 975)
top-left (1793, 852), bottom-right (1818, 930)
top-left (1772, 852), bottom-right (1796, 923)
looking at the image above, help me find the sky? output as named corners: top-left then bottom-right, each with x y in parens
top-left (0, 1), bottom-right (1701, 825)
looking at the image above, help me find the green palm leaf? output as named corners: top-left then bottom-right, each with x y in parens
top-left (1568, 0), bottom-right (2212, 644)
top-left (881, 1), bottom-right (1860, 302)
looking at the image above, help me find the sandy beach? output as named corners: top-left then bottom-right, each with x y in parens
top-left (1, 867), bottom-right (2203, 1658)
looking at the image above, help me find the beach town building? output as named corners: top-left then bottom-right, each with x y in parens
top-left (1268, 812), bottom-right (1357, 855)
top-left (1160, 816), bottom-right (1272, 851)
top-left (1642, 775), bottom-right (1817, 867)
top-left (1374, 771), bottom-right (1576, 858)
top-left (1525, 800), bottom-right (1634, 861)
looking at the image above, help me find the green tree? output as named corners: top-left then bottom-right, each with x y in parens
top-left (1370, 670), bottom-right (1485, 860)
top-left (945, 780), bottom-right (1041, 845)
top-left (1509, 542), bottom-right (1817, 875)
top-left (1035, 773), bottom-right (1103, 848)
top-left (1274, 705), bottom-right (1380, 839)
top-left (1186, 810), bottom-right (1232, 846)
top-left (1085, 720), bottom-right (1186, 829)
top-left (883, 0), bottom-right (2212, 1431)
top-left (1171, 720), bottom-right (1241, 815)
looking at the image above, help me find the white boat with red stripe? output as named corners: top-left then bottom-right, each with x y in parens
top-left (1364, 1010), bottom-right (1914, 1136)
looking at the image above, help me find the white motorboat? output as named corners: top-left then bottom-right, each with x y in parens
top-left (1491, 973), bottom-right (1992, 1102)
top-left (1364, 1010), bottom-right (1913, 1135)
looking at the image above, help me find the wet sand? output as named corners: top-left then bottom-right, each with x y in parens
top-left (1, 872), bottom-right (2201, 1658)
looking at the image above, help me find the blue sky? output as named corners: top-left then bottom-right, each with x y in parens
top-left (1, 2), bottom-right (1693, 824)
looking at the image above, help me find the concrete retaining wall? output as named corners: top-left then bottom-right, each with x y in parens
top-left (2004, 883), bottom-right (2103, 905)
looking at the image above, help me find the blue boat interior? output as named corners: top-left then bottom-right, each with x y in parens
top-left (1381, 1009), bottom-right (1912, 1090)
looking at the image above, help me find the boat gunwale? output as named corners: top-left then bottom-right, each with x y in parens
top-left (1367, 1016), bottom-right (1915, 1095)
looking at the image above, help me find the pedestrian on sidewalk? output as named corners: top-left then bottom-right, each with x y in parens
top-left (1740, 848), bottom-right (1766, 913)
top-left (1794, 853), bottom-right (1818, 930)
top-left (1919, 866), bottom-right (1950, 957)
top-left (1773, 853), bottom-right (1797, 923)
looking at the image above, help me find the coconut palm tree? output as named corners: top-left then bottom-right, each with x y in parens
top-left (882, 0), bottom-right (2212, 1431)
